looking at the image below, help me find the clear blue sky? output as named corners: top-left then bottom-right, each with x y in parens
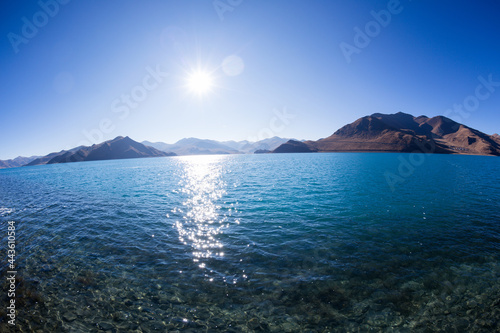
top-left (1, 0), bottom-right (500, 159)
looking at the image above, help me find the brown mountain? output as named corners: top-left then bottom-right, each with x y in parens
top-left (273, 112), bottom-right (500, 156)
top-left (26, 136), bottom-right (175, 167)
top-left (25, 146), bottom-right (86, 166)
top-left (0, 156), bottom-right (39, 169)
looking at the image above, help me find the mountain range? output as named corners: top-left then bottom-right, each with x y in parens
top-left (273, 112), bottom-right (500, 156)
top-left (0, 136), bottom-right (291, 169)
top-left (1, 112), bottom-right (498, 169)
top-left (22, 136), bottom-right (173, 168)
top-left (142, 137), bottom-right (291, 155)
top-left (0, 156), bottom-right (40, 169)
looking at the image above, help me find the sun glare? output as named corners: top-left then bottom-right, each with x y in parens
top-left (186, 70), bottom-right (214, 95)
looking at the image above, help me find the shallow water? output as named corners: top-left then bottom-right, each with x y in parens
top-left (0, 153), bottom-right (499, 332)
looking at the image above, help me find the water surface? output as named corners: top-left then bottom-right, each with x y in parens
top-left (0, 153), bottom-right (499, 332)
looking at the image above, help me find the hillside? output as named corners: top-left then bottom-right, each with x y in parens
top-left (273, 112), bottom-right (500, 156)
top-left (0, 156), bottom-right (39, 169)
top-left (142, 137), bottom-right (291, 155)
top-left (26, 136), bottom-right (174, 167)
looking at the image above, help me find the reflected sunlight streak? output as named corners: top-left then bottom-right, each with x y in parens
top-left (173, 155), bottom-right (231, 268)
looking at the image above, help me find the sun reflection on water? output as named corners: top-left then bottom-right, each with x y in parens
top-left (173, 155), bottom-right (230, 268)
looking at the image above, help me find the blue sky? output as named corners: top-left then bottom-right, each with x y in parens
top-left (1, 0), bottom-right (500, 159)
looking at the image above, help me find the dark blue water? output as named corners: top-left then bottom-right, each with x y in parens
top-left (1, 153), bottom-right (499, 332)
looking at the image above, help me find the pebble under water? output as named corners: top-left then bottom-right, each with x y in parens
top-left (0, 153), bottom-right (499, 332)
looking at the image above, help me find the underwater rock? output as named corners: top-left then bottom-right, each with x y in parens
top-left (281, 321), bottom-right (296, 332)
top-left (170, 296), bottom-right (183, 304)
top-left (63, 312), bottom-right (77, 322)
top-left (146, 320), bottom-right (165, 330)
top-left (112, 311), bottom-right (129, 322)
top-left (97, 321), bottom-right (114, 330)
top-left (352, 302), bottom-right (369, 317)
top-left (247, 317), bottom-right (260, 330)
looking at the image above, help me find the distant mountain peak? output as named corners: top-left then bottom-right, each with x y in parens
top-left (334, 115), bottom-right (395, 138)
top-left (372, 111), bottom-right (412, 117)
top-left (142, 137), bottom-right (293, 155)
top-left (273, 112), bottom-right (500, 156)
top-left (23, 136), bottom-right (175, 167)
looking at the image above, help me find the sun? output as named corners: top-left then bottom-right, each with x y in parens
top-left (186, 70), bottom-right (214, 95)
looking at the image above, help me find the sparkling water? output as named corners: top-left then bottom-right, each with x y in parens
top-left (0, 153), bottom-right (499, 331)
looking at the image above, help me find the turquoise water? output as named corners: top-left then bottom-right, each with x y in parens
top-left (1, 153), bottom-right (499, 332)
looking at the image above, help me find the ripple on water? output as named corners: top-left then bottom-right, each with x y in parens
top-left (0, 153), bottom-right (499, 331)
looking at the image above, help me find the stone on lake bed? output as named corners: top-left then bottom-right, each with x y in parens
top-left (158, 295), bottom-right (170, 304)
top-left (113, 311), bottom-right (129, 321)
top-left (170, 296), bottom-right (183, 304)
top-left (97, 321), bottom-right (114, 330)
top-left (41, 264), bottom-right (54, 272)
top-left (148, 321), bottom-right (166, 330)
top-left (63, 312), bottom-right (77, 322)
top-left (247, 317), bottom-right (260, 330)
top-left (281, 322), bottom-right (296, 332)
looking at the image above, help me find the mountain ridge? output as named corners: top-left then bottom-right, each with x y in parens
top-left (0, 155), bottom-right (40, 169)
top-left (142, 136), bottom-right (291, 155)
top-left (24, 136), bottom-right (174, 168)
top-left (273, 112), bottom-right (500, 156)
top-left (1, 113), bottom-right (498, 169)
top-left (0, 136), bottom-right (293, 169)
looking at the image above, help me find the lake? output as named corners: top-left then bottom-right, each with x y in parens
top-left (0, 153), bottom-right (499, 332)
